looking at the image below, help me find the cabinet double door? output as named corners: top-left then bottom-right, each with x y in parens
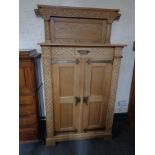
top-left (52, 58), bottom-right (113, 135)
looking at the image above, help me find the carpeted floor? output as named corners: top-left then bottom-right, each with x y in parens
top-left (19, 114), bottom-right (135, 155)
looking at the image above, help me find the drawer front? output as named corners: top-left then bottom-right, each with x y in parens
top-left (19, 96), bottom-right (34, 105)
top-left (51, 47), bottom-right (114, 60)
top-left (89, 48), bottom-right (114, 60)
top-left (19, 62), bottom-right (35, 95)
top-left (20, 127), bottom-right (39, 141)
top-left (19, 104), bottom-right (36, 116)
top-left (20, 114), bottom-right (38, 128)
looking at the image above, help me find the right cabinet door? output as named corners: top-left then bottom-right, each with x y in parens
top-left (82, 60), bottom-right (113, 132)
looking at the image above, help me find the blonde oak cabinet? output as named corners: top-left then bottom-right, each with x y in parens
top-left (35, 5), bottom-right (126, 145)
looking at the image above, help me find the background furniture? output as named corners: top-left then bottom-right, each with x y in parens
top-left (19, 50), bottom-right (41, 142)
top-left (35, 5), bottom-right (126, 145)
top-left (128, 65), bottom-right (135, 127)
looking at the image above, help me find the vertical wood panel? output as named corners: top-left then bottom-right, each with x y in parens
top-left (19, 51), bottom-right (40, 142)
top-left (60, 66), bottom-right (74, 96)
top-left (60, 103), bottom-right (73, 128)
top-left (90, 66), bottom-right (105, 95)
top-left (52, 62), bottom-right (81, 133)
top-left (52, 64), bottom-right (61, 131)
top-left (83, 62), bottom-right (112, 130)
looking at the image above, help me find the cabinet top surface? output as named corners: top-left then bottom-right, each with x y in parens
top-left (36, 4), bottom-right (120, 12)
top-left (39, 43), bottom-right (127, 48)
top-left (35, 5), bottom-right (121, 21)
top-left (19, 50), bottom-right (41, 59)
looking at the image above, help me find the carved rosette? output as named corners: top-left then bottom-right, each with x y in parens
top-left (41, 46), bottom-right (54, 137)
top-left (105, 47), bottom-right (122, 132)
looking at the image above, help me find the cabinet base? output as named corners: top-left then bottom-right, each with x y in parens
top-left (46, 132), bottom-right (112, 146)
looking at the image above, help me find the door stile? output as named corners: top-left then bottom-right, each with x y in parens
top-left (52, 64), bottom-right (61, 131)
top-left (78, 58), bottom-right (85, 133)
top-left (73, 61), bottom-right (81, 132)
top-left (82, 58), bottom-right (91, 131)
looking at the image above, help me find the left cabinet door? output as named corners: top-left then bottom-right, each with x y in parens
top-left (52, 60), bottom-right (81, 134)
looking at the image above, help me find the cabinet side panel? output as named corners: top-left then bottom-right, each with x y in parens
top-left (105, 47), bottom-right (122, 132)
top-left (41, 47), bottom-right (54, 138)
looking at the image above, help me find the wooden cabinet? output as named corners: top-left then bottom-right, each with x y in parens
top-left (34, 5), bottom-right (126, 145)
top-left (19, 50), bottom-right (41, 142)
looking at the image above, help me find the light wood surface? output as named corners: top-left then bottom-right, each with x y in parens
top-left (42, 46), bottom-right (123, 145)
top-left (35, 5), bottom-right (121, 43)
top-left (35, 5), bottom-right (125, 145)
top-left (50, 17), bottom-right (107, 44)
top-left (83, 61), bottom-right (112, 131)
top-left (52, 62), bottom-right (81, 133)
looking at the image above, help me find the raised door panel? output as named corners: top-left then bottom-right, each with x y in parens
top-left (82, 60), bottom-right (112, 132)
top-left (52, 60), bottom-right (81, 134)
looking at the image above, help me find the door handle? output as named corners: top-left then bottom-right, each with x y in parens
top-left (77, 50), bottom-right (90, 55)
top-left (75, 97), bottom-right (80, 106)
top-left (83, 96), bottom-right (89, 105)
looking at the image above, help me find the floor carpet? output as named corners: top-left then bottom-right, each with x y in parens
top-left (19, 114), bottom-right (135, 155)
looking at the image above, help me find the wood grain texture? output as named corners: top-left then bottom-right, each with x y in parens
top-left (41, 46), bottom-right (124, 145)
top-left (52, 61), bottom-right (81, 133)
top-left (50, 17), bottom-right (106, 44)
top-left (35, 5), bottom-right (121, 43)
top-left (35, 5), bottom-right (120, 20)
top-left (105, 47), bottom-right (123, 132)
top-left (37, 5), bottom-right (125, 145)
top-left (19, 50), bottom-right (40, 142)
top-left (46, 131), bottom-right (112, 144)
top-left (83, 60), bottom-right (112, 131)
top-left (41, 46), bottom-right (54, 138)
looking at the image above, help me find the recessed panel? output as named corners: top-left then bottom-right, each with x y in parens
top-left (51, 18), bottom-right (107, 44)
top-left (60, 66), bottom-right (74, 96)
top-left (60, 103), bottom-right (73, 128)
top-left (90, 66), bottom-right (105, 95)
top-left (19, 68), bottom-right (25, 87)
top-left (88, 102), bottom-right (101, 126)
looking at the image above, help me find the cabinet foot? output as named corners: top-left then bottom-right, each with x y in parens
top-left (46, 138), bottom-right (56, 146)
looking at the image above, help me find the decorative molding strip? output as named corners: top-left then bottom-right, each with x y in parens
top-left (105, 48), bottom-right (122, 132)
top-left (35, 5), bottom-right (121, 21)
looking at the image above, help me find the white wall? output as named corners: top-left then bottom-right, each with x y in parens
top-left (19, 0), bottom-right (135, 113)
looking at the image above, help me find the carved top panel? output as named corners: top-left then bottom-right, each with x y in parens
top-left (35, 5), bottom-right (121, 21)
